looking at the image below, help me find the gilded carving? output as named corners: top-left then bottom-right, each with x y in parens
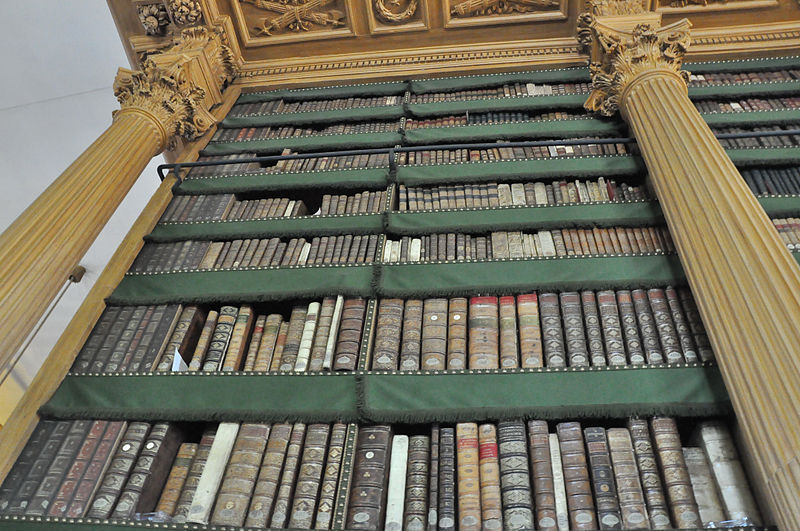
top-left (113, 26), bottom-right (237, 150)
top-left (240, 0), bottom-right (347, 35)
top-left (449, 0), bottom-right (560, 17)
top-left (585, 22), bottom-right (691, 116)
top-left (168, 0), bottom-right (203, 25)
top-left (655, 0), bottom-right (777, 11)
top-left (585, 0), bottom-right (649, 16)
top-left (374, 0), bottom-right (419, 23)
top-left (137, 3), bottom-right (171, 36)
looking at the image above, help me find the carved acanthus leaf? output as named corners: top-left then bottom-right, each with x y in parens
top-left (585, 22), bottom-right (690, 116)
top-left (168, 0), bottom-right (203, 25)
top-left (586, 0), bottom-right (648, 16)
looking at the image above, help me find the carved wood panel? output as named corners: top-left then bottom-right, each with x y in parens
top-left (442, 0), bottom-right (567, 28)
top-left (231, 0), bottom-right (356, 46)
top-left (365, 0), bottom-right (430, 34)
top-left (656, 0), bottom-right (778, 13)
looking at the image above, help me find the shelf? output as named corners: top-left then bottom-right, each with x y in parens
top-left (177, 167), bottom-right (390, 194)
top-left (406, 93), bottom-right (587, 117)
top-left (237, 80), bottom-right (408, 103)
top-left (202, 131), bottom-right (402, 156)
top-left (221, 104), bottom-right (404, 127)
top-left (148, 213), bottom-right (385, 243)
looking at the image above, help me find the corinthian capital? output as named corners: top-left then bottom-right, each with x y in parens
top-left (113, 25), bottom-right (238, 151)
top-left (583, 16), bottom-right (691, 117)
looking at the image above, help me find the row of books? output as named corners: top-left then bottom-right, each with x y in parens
top-left (372, 287), bottom-right (710, 371)
top-left (695, 96), bottom-right (800, 113)
top-left (382, 227), bottom-right (675, 263)
top-left (159, 194), bottom-right (307, 224)
top-left (404, 111), bottom-right (585, 130)
top-left (230, 95), bottom-right (402, 117)
top-left (716, 124), bottom-right (800, 149)
top-left (688, 68), bottom-right (800, 85)
top-left (773, 217), bottom-right (800, 250)
top-left (741, 166), bottom-right (800, 195)
top-left (346, 417), bottom-right (761, 530)
top-left (398, 142), bottom-right (633, 166)
top-left (0, 416), bottom-right (761, 530)
top-left (408, 82), bottom-right (593, 103)
top-left (68, 282), bottom-right (711, 375)
top-left (319, 190), bottom-right (387, 215)
top-left (211, 121), bottom-right (398, 143)
top-left (184, 152), bottom-right (392, 179)
top-left (131, 233), bottom-right (383, 274)
top-left (397, 178), bottom-right (647, 211)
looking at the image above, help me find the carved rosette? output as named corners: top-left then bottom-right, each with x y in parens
top-left (138, 3), bottom-right (171, 35)
top-left (374, 0), bottom-right (418, 23)
top-left (585, 22), bottom-right (691, 116)
top-left (168, 0), bottom-right (203, 25)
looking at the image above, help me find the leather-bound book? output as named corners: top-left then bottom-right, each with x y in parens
top-left (47, 420), bottom-right (107, 516)
top-left (438, 426), bottom-right (457, 531)
top-left (650, 417), bottom-right (701, 528)
top-left (596, 291), bottom-right (627, 366)
top-left (210, 423), bottom-right (270, 526)
top-left (399, 299), bottom-right (423, 371)
top-left (112, 422), bottom-right (183, 519)
top-left (295, 302), bottom-right (321, 371)
top-left (584, 427), bottom-right (622, 529)
top-left (0, 420), bottom-right (58, 513)
top-left (517, 293), bottom-right (542, 368)
top-left (201, 305), bottom-right (238, 371)
top-left (270, 321), bottom-right (289, 371)
top-left (103, 305), bottom-right (148, 373)
top-left (189, 310), bottom-right (218, 371)
top-left (527, 420), bottom-right (557, 531)
top-left (385, 435), bottom-right (409, 531)
top-left (87, 306), bottom-right (134, 373)
top-left (468, 296), bottom-right (499, 369)
top-left (447, 298), bottom-right (468, 370)
top-left (86, 421), bottom-right (151, 519)
top-left (288, 423), bottom-right (330, 528)
top-left (497, 421), bottom-right (534, 530)
top-left (372, 298), bottom-right (404, 370)
top-left (664, 287), bottom-right (698, 363)
top-left (26, 420), bottom-right (93, 516)
top-left (279, 305), bottom-right (309, 371)
top-left (270, 422), bottom-right (307, 528)
top-left (421, 298), bottom-right (448, 370)
top-left (346, 425), bottom-right (393, 530)
top-left (498, 296), bottom-right (519, 368)
top-left (580, 291), bottom-right (607, 366)
top-left (627, 418), bottom-right (671, 529)
top-left (155, 442), bottom-right (198, 517)
top-left (456, 423), bottom-right (482, 531)
top-left (315, 422), bottom-right (347, 529)
top-left (615, 291), bottom-right (646, 365)
top-left (631, 290), bottom-right (664, 365)
top-left (478, 424), bottom-right (503, 530)
top-left (253, 314), bottom-right (282, 371)
top-left (70, 307), bottom-right (121, 373)
top-left (560, 292), bottom-right (589, 367)
top-left (242, 314), bottom-right (267, 371)
top-left (332, 298), bottom-right (366, 371)
top-left (647, 289), bottom-right (684, 363)
top-left (221, 305), bottom-right (255, 371)
top-left (606, 428), bottom-right (649, 529)
top-left (426, 426), bottom-right (440, 531)
top-left (676, 287), bottom-right (714, 361)
top-left (245, 423), bottom-right (293, 527)
top-left (137, 304), bottom-right (182, 371)
top-left (155, 305), bottom-right (204, 371)
top-left (556, 422), bottom-right (597, 530)
top-left (323, 296), bottom-right (345, 370)
top-left (548, 432), bottom-right (569, 531)
top-left (539, 293), bottom-right (566, 367)
top-left (696, 421), bottom-right (762, 524)
top-left (683, 447), bottom-right (725, 526)
top-left (309, 297), bottom-right (337, 372)
top-left (404, 435), bottom-right (430, 531)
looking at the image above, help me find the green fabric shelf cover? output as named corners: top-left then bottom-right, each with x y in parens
top-left (361, 365), bottom-right (730, 423)
top-left (148, 213), bottom-right (385, 242)
top-left (40, 373), bottom-right (359, 423)
top-left (406, 94), bottom-right (588, 117)
top-left (237, 80), bottom-right (408, 103)
top-left (387, 202), bottom-right (664, 235)
top-left (702, 109), bottom-right (800, 128)
top-left (727, 147), bottom-right (800, 166)
top-left (378, 255), bottom-right (688, 297)
top-left (688, 80), bottom-right (800, 99)
top-left (107, 265), bottom-right (375, 305)
top-left (202, 131), bottom-right (402, 156)
top-left (395, 156), bottom-right (645, 186)
top-left (177, 167), bottom-right (390, 194)
top-left (403, 119), bottom-right (623, 145)
top-left (222, 104), bottom-right (404, 127)
top-left (685, 56), bottom-right (800, 74)
top-left (410, 68), bottom-right (590, 94)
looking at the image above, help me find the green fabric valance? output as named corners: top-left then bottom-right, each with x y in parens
top-left (406, 94), bottom-right (588, 117)
top-left (410, 68), bottom-right (590, 94)
top-left (177, 167), bottom-right (390, 194)
top-left (237, 81), bottom-right (408, 103)
top-left (202, 131), bottom-right (402, 156)
top-left (222, 105), bottom-right (404, 128)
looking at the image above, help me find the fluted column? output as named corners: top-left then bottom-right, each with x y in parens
top-left (583, 14), bottom-right (800, 527)
top-left (0, 26), bottom-right (236, 374)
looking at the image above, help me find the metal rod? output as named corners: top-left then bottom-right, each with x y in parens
top-left (157, 128), bottom-right (800, 180)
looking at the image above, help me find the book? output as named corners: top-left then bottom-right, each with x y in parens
top-left (651, 417), bottom-right (701, 528)
top-left (497, 421), bottom-right (534, 530)
top-left (404, 435), bottom-right (430, 531)
top-left (556, 422), bottom-right (597, 530)
top-left (456, 423), bottom-right (482, 531)
top-left (346, 425), bottom-right (392, 530)
top-left (288, 423), bottom-right (330, 528)
top-left (384, 435), bottom-right (409, 531)
top-left (477, 424), bottom-right (503, 530)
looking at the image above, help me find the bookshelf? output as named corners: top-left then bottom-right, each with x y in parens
top-left (1, 51), bottom-right (799, 529)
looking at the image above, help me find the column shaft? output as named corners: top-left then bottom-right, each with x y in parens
top-left (621, 71), bottom-right (800, 527)
top-left (0, 111), bottom-right (163, 371)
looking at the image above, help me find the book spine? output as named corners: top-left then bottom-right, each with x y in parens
top-left (556, 422), bottom-right (597, 530)
top-left (664, 287), bottom-right (698, 363)
top-left (478, 424), bottom-right (503, 530)
top-left (682, 447), bottom-right (726, 526)
top-left (627, 418), bottom-right (671, 529)
top-left (527, 420), bottom-right (557, 531)
top-left (372, 298), bottom-right (404, 370)
top-left (446, 297), bottom-right (468, 370)
top-left (242, 314), bottom-right (266, 371)
top-left (421, 298), bottom-right (448, 370)
top-left (631, 290), bottom-right (665, 365)
top-left (498, 296), bottom-right (519, 368)
top-left (606, 428), bottom-right (649, 529)
top-left (438, 427), bottom-right (457, 531)
top-left (456, 423), bottom-right (482, 531)
top-left (584, 427), bottom-right (622, 529)
top-left (156, 306), bottom-right (203, 371)
top-left (399, 299), bottom-right (423, 371)
top-left (309, 298), bottom-right (337, 372)
top-left (245, 423), bottom-right (292, 528)
top-left (346, 425), bottom-right (393, 530)
top-left (221, 305), bottom-right (254, 371)
top-left (270, 422), bottom-right (307, 528)
top-left (295, 302), bottom-right (321, 371)
top-left (384, 435), bottom-right (409, 531)
top-left (155, 442), bottom-right (198, 517)
top-left (496, 421), bottom-right (534, 530)
top-left (404, 435), bottom-right (430, 531)
top-left (332, 298), bottom-right (366, 371)
top-left (288, 423), bottom-right (330, 528)
top-left (650, 417), bottom-right (701, 528)
top-left (315, 422), bottom-right (347, 529)
top-left (253, 314), bottom-right (282, 371)
top-left (647, 288), bottom-right (684, 363)
top-left (323, 296), bottom-right (345, 370)
top-left (517, 293), bottom-right (542, 368)
top-left (615, 291), bottom-right (646, 365)
top-left (468, 296), bottom-right (499, 369)
top-left (548, 433), bottom-right (570, 531)
top-left (561, 292), bottom-right (590, 367)
top-left (210, 423), bottom-right (271, 526)
top-left (171, 426), bottom-right (217, 523)
top-left (279, 305), bottom-right (308, 372)
top-left (540, 293), bottom-right (566, 367)
top-left (0, 420), bottom-right (58, 513)
top-left (597, 291), bottom-right (627, 366)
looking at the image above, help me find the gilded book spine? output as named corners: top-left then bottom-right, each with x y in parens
top-left (584, 427), bottom-right (622, 529)
top-left (189, 310), bottom-right (218, 371)
top-left (498, 296), bottom-right (519, 368)
top-left (279, 305), bottom-right (308, 372)
top-left (346, 425), bottom-right (393, 530)
top-left (606, 428), bottom-right (649, 529)
top-left (421, 298), bottom-right (448, 371)
top-left (221, 305), bottom-right (254, 371)
top-left (539, 293), bottom-right (566, 367)
top-left (245, 423), bottom-right (292, 527)
top-left (399, 300), bottom-right (423, 371)
top-left (447, 298), bottom-right (468, 370)
top-left (615, 291), bottom-right (646, 365)
top-left (556, 422), bottom-right (597, 530)
top-left (332, 298), bottom-right (366, 371)
top-left (288, 423), bottom-right (330, 529)
top-left (650, 417), bottom-right (701, 528)
top-left (242, 314), bottom-right (266, 371)
top-left (253, 314), bottom-right (282, 371)
top-left (468, 296), bottom-right (499, 369)
top-left (597, 291), bottom-right (626, 366)
top-left (309, 297), bottom-right (337, 372)
top-left (404, 435), bottom-right (430, 531)
top-left (384, 435), bottom-right (409, 531)
top-left (295, 302), bottom-right (321, 371)
top-left (172, 426), bottom-right (216, 524)
top-left (631, 290), bottom-right (664, 365)
top-left (65, 420), bottom-right (125, 518)
top-left (438, 427), bottom-right (457, 531)
top-left (372, 299), bottom-right (403, 370)
top-left (517, 293), bottom-right (542, 368)
top-left (647, 289), bottom-right (684, 364)
top-left (560, 292), bottom-right (589, 367)
top-left (527, 420), bottom-right (557, 531)
top-left (497, 421), bottom-right (534, 530)
top-left (0, 420), bottom-right (58, 513)
top-left (201, 306), bottom-right (238, 371)
top-left (315, 422), bottom-right (347, 529)
top-left (627, 418), bottom-right (671, 529)
top-left (155, 442), bottom-right (198, 517)
top-left (270, 422), bottom-right (307, 528)
top-left (456, 423), bottom-right (482, 531)
top-left (581, 291), bottom-right (607, 366)
top-left (478, 424), bottom-right (503, 530)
